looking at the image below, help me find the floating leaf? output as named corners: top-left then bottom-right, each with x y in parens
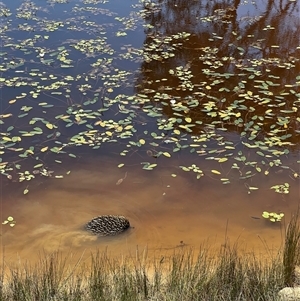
top-left (211, 170), bottom-right (221, 175)
top-left (46, 123), bottom-right (54, 130)
top-left (2, 137), bottom-right (11, 141)
top-left (262, 212), bottom-right (269, 218)
top-left (248, 186), bottom-right (259, 190)
top-left (181, 166), bottom-right (190, 171)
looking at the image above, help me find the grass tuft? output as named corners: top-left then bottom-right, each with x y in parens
top-left (283, 209), bottom-right (300, 287)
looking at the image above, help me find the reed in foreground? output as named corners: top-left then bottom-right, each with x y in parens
top-left (2, 213), bottom-right (300, 301)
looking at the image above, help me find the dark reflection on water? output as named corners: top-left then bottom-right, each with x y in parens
top-left (136, 0), bottom-right (300, 143)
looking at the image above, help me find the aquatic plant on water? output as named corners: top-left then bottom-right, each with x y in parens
top-left (1, 216), bottom-right (16, 227)
top-left (262, 211), bottom-right (284, 223)
top-left (0, 0), bottom-right (299, 198)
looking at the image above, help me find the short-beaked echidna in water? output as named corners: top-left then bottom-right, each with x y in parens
top-left (85, 215), bottom-right (130, 236)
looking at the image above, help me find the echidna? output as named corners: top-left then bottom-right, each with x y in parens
top-left (85, 215), bottom-right (130, 236)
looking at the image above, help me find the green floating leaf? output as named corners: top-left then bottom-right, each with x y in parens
top-left (34, 163), bottom-right (43, 168)
top-left (46, 123), bottom-right (54, 130)
top-left (262, 212), bottom-right (269, 218)
top-left (181, 166), bottom-right (190, 171)
top-left (163, 152), bottom-right (171, 158)
top-left (211, 170), bottom-right (221, 175)
top-left (262, 211), bottom-right (284, 222)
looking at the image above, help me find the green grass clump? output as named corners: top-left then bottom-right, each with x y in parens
top-left (2, 213), bottom-right (300, 301)
top-left (283, 210), bottom-right (300, 287)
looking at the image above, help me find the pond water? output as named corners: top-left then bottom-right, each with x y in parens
top-left (0, 0), bottom-right (299, 266)
top-left (2, 153), bottom-right (299, 266)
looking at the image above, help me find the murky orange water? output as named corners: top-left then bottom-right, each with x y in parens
top-left (1, 155), bottom-right (299, 268)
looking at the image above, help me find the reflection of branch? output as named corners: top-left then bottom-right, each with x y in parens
top-left (136, 0), bottom-right (300, 148)
top-left (242, 0), bottom-right (298, 55)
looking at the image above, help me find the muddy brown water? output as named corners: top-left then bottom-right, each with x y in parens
top-left (1, 155), bottom-right (299, 268)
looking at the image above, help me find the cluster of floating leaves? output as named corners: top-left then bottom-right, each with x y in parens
top-left (270, 183), bottom-right (290, 194)
top-left (0, 0), bottom-right (299, 195)
top-left (2, 216), bottom-right (16, 227)
top-left (262, 211), bottom-right (284, 223)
